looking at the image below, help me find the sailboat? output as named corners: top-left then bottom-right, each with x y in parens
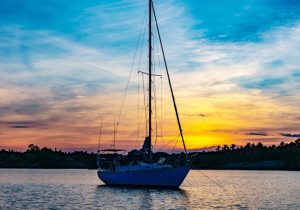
top-left (97, 0), bottom-right (191, 188)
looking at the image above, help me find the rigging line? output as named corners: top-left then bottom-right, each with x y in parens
top-left (137, 13), bottom-right (147, 147)
top-left (97, 120), bottom-right (103, 154)
top-left (172, 135), bottom-right (180, 153)
top-left (142, 73), bottom-right (148, 135)
top-left (137, 12), bottom-right (147, 72)
top-left (113, 117), bottom-right (116, 150)
top-left (96, 120), bottom-right (103, 168)
top-left (198, 170), bottom-right (228, 192)
top-left (159, 134), bottom-right (180, 150)
top-left (137, 73), bottom-right (140, 147)
top-left (152, 22), bottom-right (164, 150)
top-left (153, 23), bottom-right (163, 149)
top-left (160, 74), bottom-right (163, 149)
top-left (152, 2), bottom-right (188, 158)
top-left (115, 5), bottom-right (148, 137)
top-left (152, 30), bottom-right (159, 150)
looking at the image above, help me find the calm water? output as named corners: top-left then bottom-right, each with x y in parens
top-left (0, 169), bottom-right (299, 209)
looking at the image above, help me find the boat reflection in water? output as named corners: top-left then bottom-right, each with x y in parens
top-left (95, 185), bottom-right (188, 209)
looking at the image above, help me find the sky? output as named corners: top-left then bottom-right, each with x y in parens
top-left (0, 0), bottom-right (300, 152)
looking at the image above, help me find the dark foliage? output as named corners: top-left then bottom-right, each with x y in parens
top-left (0, 145), bottom-right (97, 169)
top-left (0, 139), bottom-right (299, 170)
top-left (191, 139), bottom-right (300, 170)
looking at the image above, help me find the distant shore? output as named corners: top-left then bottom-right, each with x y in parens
top-left (1, 139), bottom-right (299, 170)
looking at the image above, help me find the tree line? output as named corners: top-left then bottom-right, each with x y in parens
top-left (0, 139), bottom-right (299, 170)
top-left (191, 139), bottom-right (300, 170)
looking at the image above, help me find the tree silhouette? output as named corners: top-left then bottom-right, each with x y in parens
top-left (0, 139), bottom-right (299, 170)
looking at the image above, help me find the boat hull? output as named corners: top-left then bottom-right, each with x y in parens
top-left (97, 166), bottom-right (190, 187)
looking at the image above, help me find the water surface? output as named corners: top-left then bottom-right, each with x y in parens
top-left (0, 169), bottom-right (299, 209)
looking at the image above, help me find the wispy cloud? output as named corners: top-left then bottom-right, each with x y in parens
top-left (0, 0), bottom-right (300, 150)
top-left (4, 121), bottom-right (42, 129)
top-left (246, 132), bottom-right (268, 136)
top-left (281, 133), bottom-right (300, 138)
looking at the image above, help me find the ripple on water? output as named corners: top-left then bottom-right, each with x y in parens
top-left (0, 169), bottom-right (299, 209)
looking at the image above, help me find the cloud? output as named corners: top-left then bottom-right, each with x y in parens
top-left (4, 121), bottom-right (42, 129)
top-left (281, 133), bottom-right (300, 138)
top-left (184, 113), bottom-right (206, 117)
top-left (241, 77), bottom-right (285, 89)
top-left (178, 21), bottom-right (300, 108)
top-left (246, 132), bottom-right (268, 136)
top-left (0, 25), bottom-right (140, 150)
top-left (0, 0), bottom-right (300, 151)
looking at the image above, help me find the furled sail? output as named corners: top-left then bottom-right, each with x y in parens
top-left (142, 136), bottom-right (151, 152)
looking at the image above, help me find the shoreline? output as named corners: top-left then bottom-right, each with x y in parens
top-left (1, 140), bottom-right (299, 170)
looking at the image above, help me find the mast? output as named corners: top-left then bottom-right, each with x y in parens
top-left (148, 0), bottom-right (152, 159)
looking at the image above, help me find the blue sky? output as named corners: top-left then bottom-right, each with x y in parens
top-left (2, 0), bottom-right (300, 42)
top-left (0, 0), bottom-right (300, 150)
